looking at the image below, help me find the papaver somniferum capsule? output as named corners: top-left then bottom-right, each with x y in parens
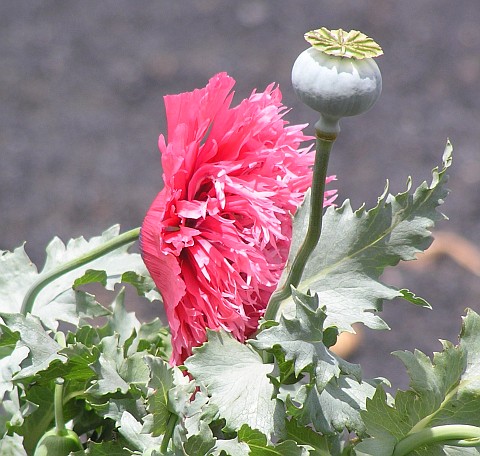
top-left (33, 378), bottom-right (84, 456)
top-left (292, 27), bottom-right (383, 137)
top-left (33, 429), bottom-right (84, 456)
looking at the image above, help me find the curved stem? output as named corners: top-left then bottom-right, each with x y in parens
top-left (21, 227), bottom-right (141, 316)
top-left (264, 131), bottom-right (335, 321)
top-left (393, 425), bottom-right (480, 456)
top-left (54, 378), bottom-right (66, 435)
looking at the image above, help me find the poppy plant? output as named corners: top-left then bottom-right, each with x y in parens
top-left (140, 72), bottom-right (336, 364)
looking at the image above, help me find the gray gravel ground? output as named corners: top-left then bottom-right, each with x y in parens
top-left (2, 0), bottom-right (480, 390)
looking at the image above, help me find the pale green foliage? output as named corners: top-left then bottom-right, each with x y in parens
top-left (2, 144), bottom-right (480, 455)
top-left (253, 288), bottom-right (382, 435)
top-left (0, 285), bottom-right (169, 454)
top-left (254, 289), bottom-right (343, 389)
top-left (278, 142), bottom-right (452, 334)
top-left (356, 309), bottom-right (480, 455)
top-left (0, 225), bottom-right (159, 330)
top-left (185, 330), bottom-right (284, 439)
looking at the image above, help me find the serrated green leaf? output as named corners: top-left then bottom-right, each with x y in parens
top-left (61, 343), bottom-right (98, 381)
top-left (277, 143), bottom-right (452, 333)
top-left (364, 386), bottom-right (406, 438)
top-left (358, 309), bottom-right (480, 455)
top-left (32, 287), bottom-right (110, 336)
top-left (11, 382), bottom-right (57, 454)
top-left (0, 313), bottom-right (64, 381)
top-left (281, 375), bottom-right (382, 435)
top-left (185, 330), bottom-right (284, 439)
top-left (0, 246), bottom-right (38, 314)
top-left (74, 269), bottom-right (108, 287)
top-left (285, 419), bottom-right (333, 456)
top-left (137, 319), bottom-right (167, 345)
top-left (176, 383), bottom-right (219, 450)
top-left (80, 440), bottom-right (133, 455)
top-left (253, 288), bottom-right (352, 390)
top-left (72, 324), bottom-right (101, 347)
top-left (238, 425), bottom-right (310, 455)
top-left (87, 346), bottom-right (149, 397)
top-left (183, 420), bottom-right (216, 455)
top-left (0, 433), bottom-right (27, 456)
top-left (0, 344), bottom-right (29, 399)
top-left (0, 387), bottom-right (37, 435)
top-left (87, 335), bottom-right (131, 395)
top-left (98, 288), bottom-right (140, 346)
top-left (120, 270), bottom-right (159, 302)
top-left (354, 433), bottom-right (396, 456)
top-left (1, 225), bottom-right (158, 330)
top-left (398, 289), bottom-right (431, 308)
top-left (120, 351), bottom-right (151, 386)
top-left (12, 344), bottom-right (94, 386)
top-left (134, 319), bottom-right (170, 359)
top-left (90, 396), bottom-right (146, 427)
top-left (167, 364), bottom-right (196, 419)
top-left (142, 356), bottom-right (175, 437)
top-left (117, 411), bottom-right (163, 452)
top-left (95, 288), bottom-right (170, 358)
top-left (210, 437), bottom-right (250, 456)
top-left (0, 324), bottom-right (21, 348)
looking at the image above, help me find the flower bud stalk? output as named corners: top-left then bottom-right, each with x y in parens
top-left (264, 27), bottom-right (383, 322)
top-left (265, 130), bottom-right (334, 320)
top-left (33, 378), bottom-right (84, 456)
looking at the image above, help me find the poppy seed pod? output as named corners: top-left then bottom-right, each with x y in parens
top-left (33, 429), bottom-right (84, 456)
top-left (292, 28), bottom-right (383, 136)
top-left (33, 378), bottom-right (85, 456)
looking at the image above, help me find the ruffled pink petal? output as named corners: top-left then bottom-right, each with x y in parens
top-left (141, 72), bottom-right (337, 365)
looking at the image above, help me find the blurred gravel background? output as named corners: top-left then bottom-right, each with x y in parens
top-left (1, 0), bottom-right (480, 390)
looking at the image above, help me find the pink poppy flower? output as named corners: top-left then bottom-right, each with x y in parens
top-left (141, 72), bottom-right (336, 365)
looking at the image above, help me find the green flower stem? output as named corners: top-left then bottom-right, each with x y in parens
top-left (393, 425), bottom-right (480, 456)
top-left (21, 226), bottom-right (141, 316)
top-left (160, 413), bottom-right (178, 453)
top-left (264, 129), bottom-right (335, 321)
top-left (54, 378), bottom-right (66, 434)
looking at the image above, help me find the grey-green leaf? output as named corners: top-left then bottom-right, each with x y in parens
top-left (142, 356), bottom-right (175, 437)
top-left (238, 425), bottom-right (310, 455)
top-left (117, 411), bottom-right (163, 452)
top-left (185, 330), bottom-right (284, 439)
top-left (253, 288), bottom-right (343, 390)
top-left (276, 142), bottom-right (452, 333)
top-left (1, 225), bottom-right (159, 330)
top-left (281, 375), bottom-right (381, 435)
top-left (1, 313), bottom-right (64, 381)
top-left (0, 433), bottom-right (27, 456)
top-left (358, 309), bottom-right (480, 454)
